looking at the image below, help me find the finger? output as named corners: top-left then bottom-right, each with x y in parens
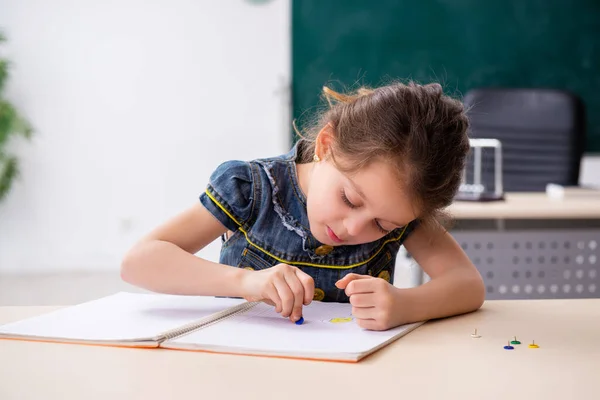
top-left (351, 305), bottom-right (376, 319)
top-left (349, 293), bottom-right (375, 308)
top-left (335, 273), bottom-right (371, 289)
top-left (283, 269), bottom-right (305, 321)
top-left (345, 277), bottom-right (377, 297)
top-left (356, 318), bottom-right (384, 331)
top-left (273, 277), bottom-right (294, 318)
top-left (265, 283), bottom-right (282, 313)
top-left (295, 269), bottom-right (315, 305)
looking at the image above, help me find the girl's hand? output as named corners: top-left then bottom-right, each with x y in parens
top-left (240, 263), bottom-right (314, 322)
top-left (335, 273), bottom-right (404, 331)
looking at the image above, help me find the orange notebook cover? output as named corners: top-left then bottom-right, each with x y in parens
top-left (0, 292), bottom-right (424, 362)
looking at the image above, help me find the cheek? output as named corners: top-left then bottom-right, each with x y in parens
top-left (306, 191), bottom-right (341, 223)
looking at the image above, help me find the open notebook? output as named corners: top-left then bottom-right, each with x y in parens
top-left (0, 292), bottom-right (424, 362)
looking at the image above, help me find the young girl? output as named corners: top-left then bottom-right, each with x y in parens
top-left (121, 81), bottom-right (485, 331)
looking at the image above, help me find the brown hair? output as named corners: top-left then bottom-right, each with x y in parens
top-left (295, 81), bottom-right (470, 229)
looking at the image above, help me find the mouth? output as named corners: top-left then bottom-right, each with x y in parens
top-left (326, 226), bottom-right (343, 244)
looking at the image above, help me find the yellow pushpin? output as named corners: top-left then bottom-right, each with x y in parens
top-left (528, 340), bottom-right (539, 349)
top-left (471, 328), bottom-right (481, 338)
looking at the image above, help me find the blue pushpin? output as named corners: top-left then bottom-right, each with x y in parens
top-left (295, 316), bottom-right (304, 325)
top-left (504, 340), bottom-right (514, 350)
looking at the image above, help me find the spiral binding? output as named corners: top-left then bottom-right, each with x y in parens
top-left (161, 301), bottom-right (259, 342)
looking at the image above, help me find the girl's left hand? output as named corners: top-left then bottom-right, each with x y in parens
top-left (335, 273), bottom-right (404, 331)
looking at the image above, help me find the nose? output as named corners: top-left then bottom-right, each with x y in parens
top-left (344, 214), bottom-right (370, 238)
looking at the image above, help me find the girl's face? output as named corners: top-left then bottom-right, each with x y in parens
top-left (299, 131), bottom-right (418, 247)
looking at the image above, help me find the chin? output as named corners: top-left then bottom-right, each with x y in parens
top-left (309, 226), bottom-right (330, 245)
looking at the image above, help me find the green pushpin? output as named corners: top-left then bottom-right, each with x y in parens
top-left (510, 336), bottom-right (521, 345)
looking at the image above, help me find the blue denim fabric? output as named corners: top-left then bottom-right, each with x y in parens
top-left (199, 141), bottom-right (418, 303)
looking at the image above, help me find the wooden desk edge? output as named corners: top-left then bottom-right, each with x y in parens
top-left (448, 192), bottom-right (600, 219)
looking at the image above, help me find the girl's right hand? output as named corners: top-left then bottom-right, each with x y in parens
top-left (240, 263), bottom-right (314, 322)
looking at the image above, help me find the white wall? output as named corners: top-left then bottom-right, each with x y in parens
top-left (0, 0), bottom-right (291, 274)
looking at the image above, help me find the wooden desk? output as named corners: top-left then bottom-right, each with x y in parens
top-left (443, 192), bottom-right (600, 301)
top-left (1, 300), bottom-right (599, 400)
top-left (448, 192), bottom-right (600, 219)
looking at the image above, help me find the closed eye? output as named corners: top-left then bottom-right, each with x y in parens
top-left (375, 221), bottom-right (391, 235)
top-left (340, 189), bottom-right (357, 209)
top-left (342, 189), bottom-right (391, 235)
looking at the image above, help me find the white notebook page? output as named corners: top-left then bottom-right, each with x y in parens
top-left (0, 292), bottom-right (245, 342)
top-left (168, 301), bottom-right (421, 355)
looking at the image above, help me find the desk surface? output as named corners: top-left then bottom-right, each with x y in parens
top-left (1, 299), bottom-right (599, 400)
top-left (449, 192), bottom-right (600, 219)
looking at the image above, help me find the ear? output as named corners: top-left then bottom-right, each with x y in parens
top-left (315, 123), bottom-right (335, 160)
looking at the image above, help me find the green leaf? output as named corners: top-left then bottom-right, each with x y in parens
top-left (0, 30), bottom-right (32, 204)
top-left (0, 100), bottom-right (17, 147)
top-left (0, 59), bottom-right (8, 94)
top-left (0, 100), bottom-right (32, 148)
top-left (0, 152), bottom-right (19, 203)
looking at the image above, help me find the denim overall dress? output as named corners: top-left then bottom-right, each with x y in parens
top-left (199, 141), bottom-right (419, 303)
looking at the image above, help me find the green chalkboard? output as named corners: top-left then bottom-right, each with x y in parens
top-left (292, 0), bottom-right (600, 152)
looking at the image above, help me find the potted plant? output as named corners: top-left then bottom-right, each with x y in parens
top-left (0, 31), bottom-right (32, 202)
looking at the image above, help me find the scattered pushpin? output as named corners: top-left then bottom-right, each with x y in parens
top-left (470, 329), bottom-right (481, 338)
top-left (510, 336), bottom-right (521, 345)
top-left (295, 316), bottom-right (304, 325)
top-left (528, 340), bottom-right (539, 349)
top-left (503, 340), bottom-right (514, 350)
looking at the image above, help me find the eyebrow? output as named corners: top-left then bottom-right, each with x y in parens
top-left (345, 176), bottom-right (407, 228)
